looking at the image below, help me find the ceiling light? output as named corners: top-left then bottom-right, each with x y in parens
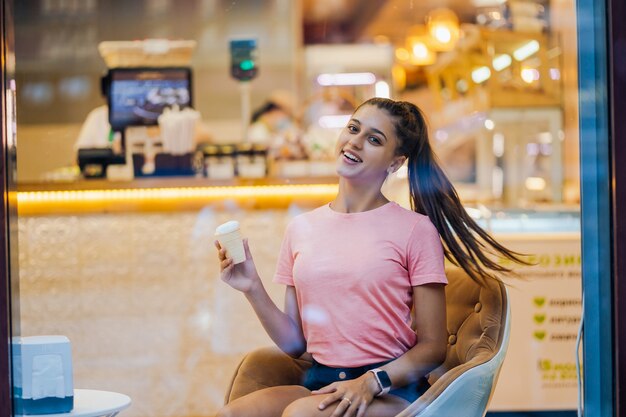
top-left (426, 8), bottom-right (460, 51)
top-left (410, 42), bottom-right (436, 65)
top-left (550, 68), bottom-right (561, 80)
top-left (513, 40), bottom-right (540, 61)
top-left (521, 67), bottom-right (539, 83)
top-left (317, 72), bottom-right (376, 86)
top-left (412, 43), bottom-right (429, 59)
top-left (433, 26), bottom-right (452, 44)
top-left (472, 66), bottom-right (491, 84)
top-left (406, 25), bottom-right (436, 66)
top-left (492, 54), bottom-right (512, 71)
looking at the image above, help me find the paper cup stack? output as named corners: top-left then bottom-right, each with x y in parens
top-left (215, 221), bottom-right (246, 264)
top-left (158, 106), bottom-right (200, 155)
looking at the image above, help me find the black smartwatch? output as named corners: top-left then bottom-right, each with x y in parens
top-left (368, 368), bottom-right (392, 396)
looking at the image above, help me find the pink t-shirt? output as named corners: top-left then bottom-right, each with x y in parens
top-left (273, 201), bottom-right (447, 367)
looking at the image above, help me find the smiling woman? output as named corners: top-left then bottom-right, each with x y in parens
top-left (214, 97), bottom-right (528, 417)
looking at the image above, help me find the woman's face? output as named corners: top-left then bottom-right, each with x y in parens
top-left (335, 104), bottom-right (405, 181)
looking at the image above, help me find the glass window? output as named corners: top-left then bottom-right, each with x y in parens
top-left (9, 1), bottom-right (584, 416)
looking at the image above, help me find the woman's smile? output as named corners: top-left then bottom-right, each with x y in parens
top-left (341, 150), bottom-right (363, 164)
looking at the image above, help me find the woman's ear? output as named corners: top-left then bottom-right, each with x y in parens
top-left (389, 156), bottom-right (407, 174)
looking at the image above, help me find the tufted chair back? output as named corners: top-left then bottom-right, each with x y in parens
top-left (398, 267), bottom-right (510, 416)
top-left (224, 267), bottom-right (510, 417)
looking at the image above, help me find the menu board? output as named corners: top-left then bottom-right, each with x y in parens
top-left (489, 233), bottom-right (581, 411)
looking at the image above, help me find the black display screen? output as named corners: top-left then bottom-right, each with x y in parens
top-left (106, 67), bottom-right (192, 130)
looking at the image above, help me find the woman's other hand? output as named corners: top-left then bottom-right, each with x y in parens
top-left (312, 372), bottom-right (381, 417)
top-left (215, 238), bottom-right (261, 293)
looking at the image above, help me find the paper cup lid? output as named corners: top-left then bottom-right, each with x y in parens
top-left (216, 220), bottom-right (240, 235)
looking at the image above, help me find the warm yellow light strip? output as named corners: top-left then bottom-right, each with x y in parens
top-left (17, 184), bottom-right (339, 214)
top-left (18, 184), bottom-right (338, 203)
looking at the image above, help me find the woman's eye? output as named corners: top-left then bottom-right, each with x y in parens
top-left (368, 136), bottom-right (381, 145)
top-left (348, 125), bottom-right (358, 132)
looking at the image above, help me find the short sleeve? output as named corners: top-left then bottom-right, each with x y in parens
top-left (273, 222), bottom-right (295, 286)
top-left (407, 219), bottom-right (448, 286)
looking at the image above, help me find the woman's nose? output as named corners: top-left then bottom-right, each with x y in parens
top-left (347, 134), bottom-right (364, 149)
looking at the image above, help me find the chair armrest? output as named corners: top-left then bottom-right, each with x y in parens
top-left (395, 352), bottom-right (501, 417)
top-left (224, 346), bottom-right (312, 404)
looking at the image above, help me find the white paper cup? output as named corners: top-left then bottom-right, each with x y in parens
top-left (215, 221), bottom-right (246, 264)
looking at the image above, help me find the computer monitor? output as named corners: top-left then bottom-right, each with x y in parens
top-left (104, 67), bottom-right (193, 131)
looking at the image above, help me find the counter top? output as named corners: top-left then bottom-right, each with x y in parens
top-left (17, 176), bottom-right (339, 192)
top-left (16, 176), bottom-right (339, 215)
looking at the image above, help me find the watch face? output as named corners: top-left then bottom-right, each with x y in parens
top-left (377, 370), bottom-right (392, 388)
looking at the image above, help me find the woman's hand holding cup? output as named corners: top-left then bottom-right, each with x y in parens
top-left (214, 221), bottom-right (261, 293)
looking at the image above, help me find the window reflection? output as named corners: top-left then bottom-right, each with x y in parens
top-left (12, 1), bottom-right (581, 416)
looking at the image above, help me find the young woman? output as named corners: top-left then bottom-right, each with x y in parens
top-left (215, 98), bottom-right (525, 417)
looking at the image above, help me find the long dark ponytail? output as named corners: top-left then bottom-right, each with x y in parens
top-left (360, 97), bottom-right (528, 284)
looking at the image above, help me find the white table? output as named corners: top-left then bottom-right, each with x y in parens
top-left (16, 389), bottom-right (131, 417)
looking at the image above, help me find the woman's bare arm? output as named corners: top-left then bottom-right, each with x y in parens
top-left (245, 284), bottom-right (306, 357)
top-left (217, 239), bottom-right (306, 357)
top-left (378, 283), bottom-right (447, 387)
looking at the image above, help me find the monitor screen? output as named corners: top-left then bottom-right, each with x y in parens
top-left (106, 67), bottom-right (192, 130)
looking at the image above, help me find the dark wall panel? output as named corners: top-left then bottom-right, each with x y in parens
top-left (610, 0), bottom-right (626, 413)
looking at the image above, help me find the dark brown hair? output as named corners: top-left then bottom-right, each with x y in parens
top-left (359, 97), bottom-right (528, 284)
